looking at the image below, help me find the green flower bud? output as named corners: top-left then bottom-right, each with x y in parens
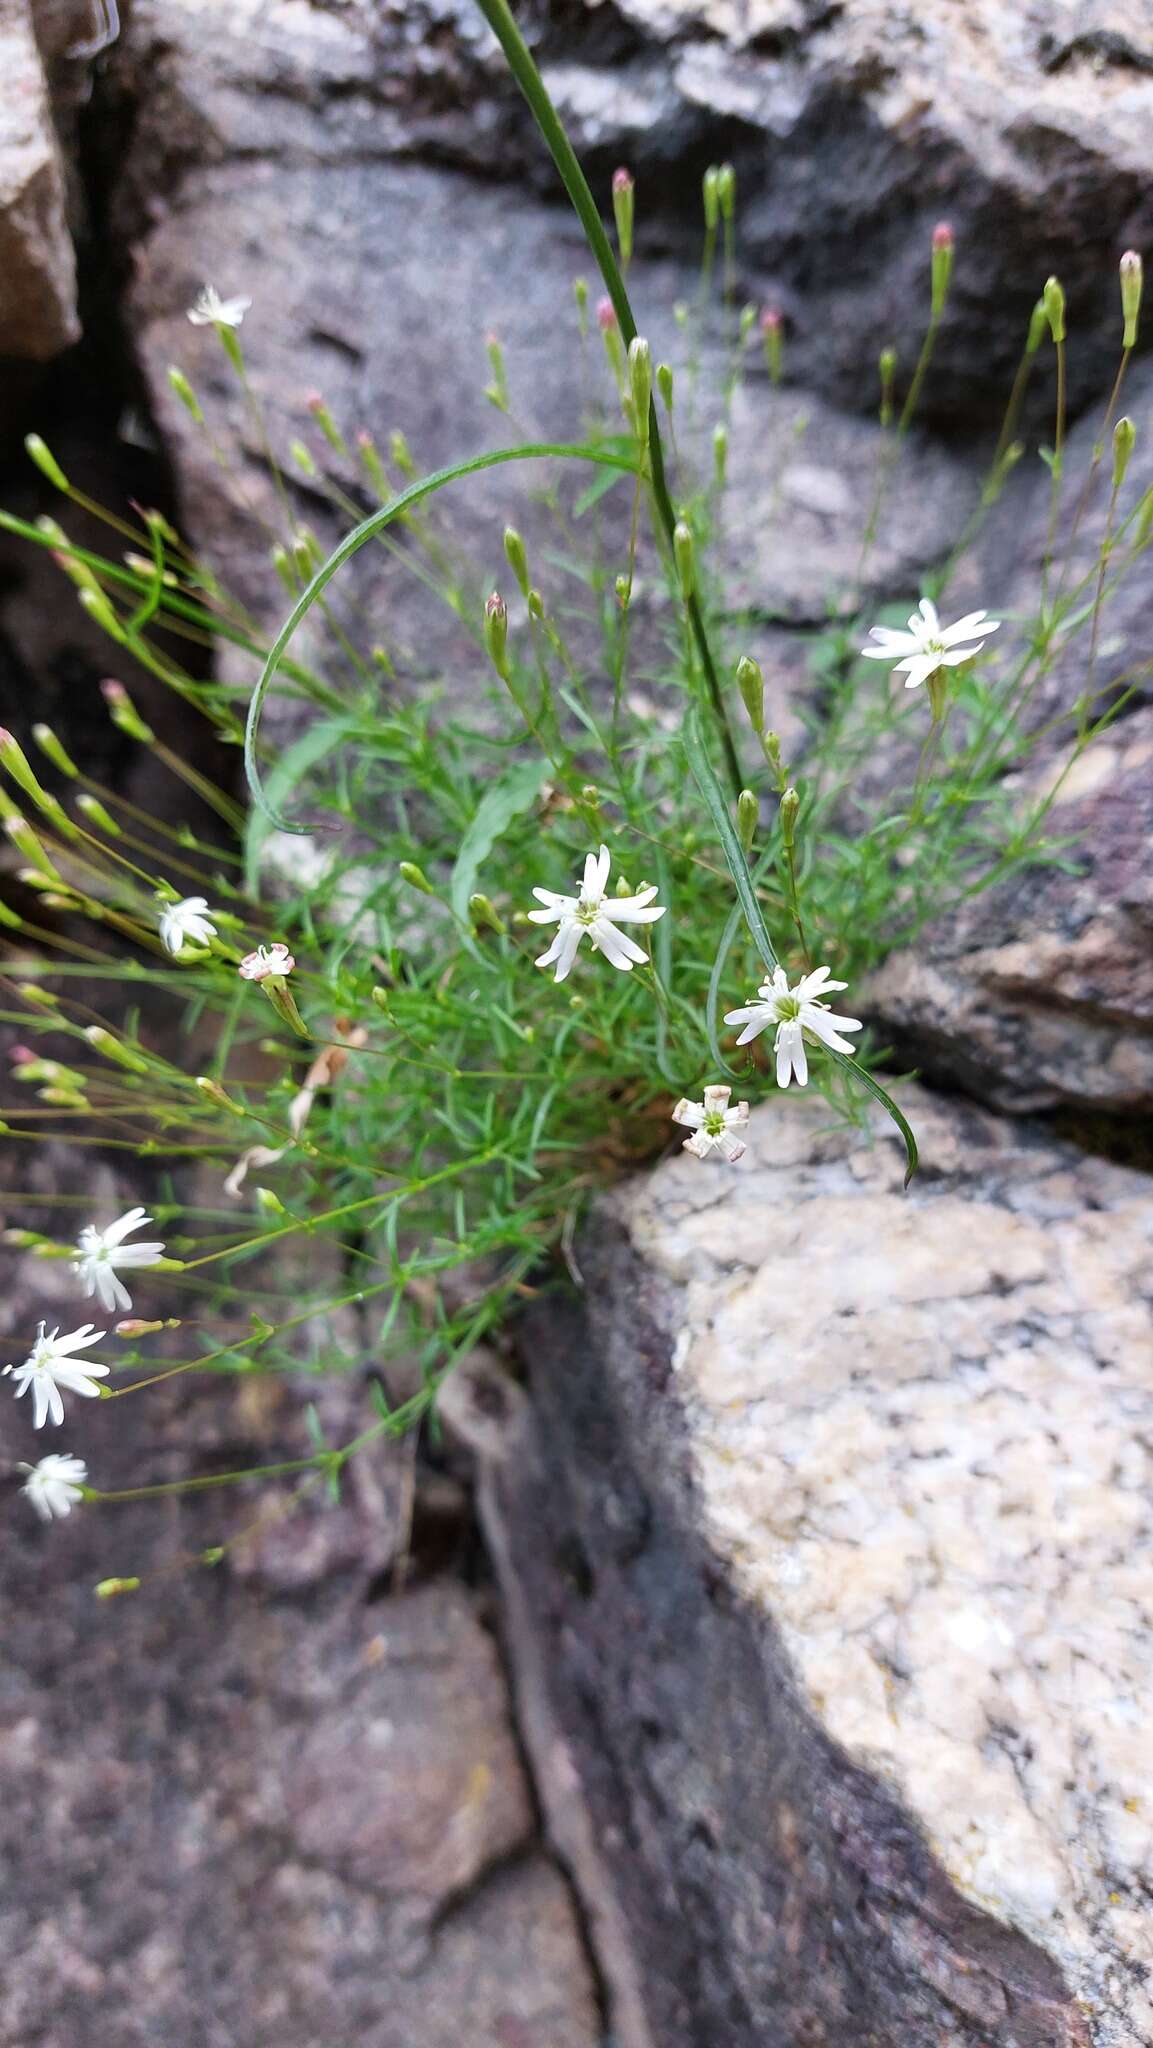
top-left (930, 221), bottom-right (954, 316)
top-left (289, 438), bottom-right (317, 476)
top-left (1026, 298), bottom-right (1049, 355)
top-left (879, 346), bottom-right (898, 428)
top-left (101, 679), bottom-right (154, 742)
top-left (612, 166), bottom-right (635, 269)
top-left (736, 788), bottom-right (758, 854)
top-left (628, 336), bottom-right (652, 441)
top-left (735, 655), bottom-right (764, 734)
top-left (673, 521), bottom-right (694, 600)
top-left (1043, 275), bottom-right (1066, 345)
top-left (1120, 250), bottom-right (1143, 350)
top-left (167, 366), bottom-right (204, 423)
top-left (1112, 416), bottom-right (1136, 488)
top-left (468, 892), bottom-right (506, 935)
top-left (24, 434), bottom-right (69, 492)
top-left (96, 1578), bottom-right (141, 1599)
top-left (195, 1075), bottom-right (246, 1114)
top-left (399, 860), bottom-right (435, 895)
top-left (84, 1026), bottom-right (150, 1073)
top-left (702, 166), bottom-right (720, 232)
top-left (713, 422), bottom-right (727, 490)
top-left (306, 392), bottom-right (349, 457)
top-left (483, 592), bottom-right (509, 679)
top-left (503, 526), bottom-right (529, 597)
top-left (32, 723), bottom-right (78, 776)
top-left (761, 309), bottom-right (784, 386)
top-left (716, 162), bottom-right (736, 221)
top-left (657, 362), bottom-right (674, 414)
top-left (75, 794), bottom-right (122, 836)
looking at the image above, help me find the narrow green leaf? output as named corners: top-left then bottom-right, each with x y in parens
top-left (824, 1045), bottom-right (919, 1187)
top-left (449, 759), bottom-right (544, 946)
top-left (245, 440), bottom-right (639, 829)
top-left (683, 704), bottom-right (778, 974)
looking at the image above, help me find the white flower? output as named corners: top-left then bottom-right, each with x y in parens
top-left (527, 844), bottom-right (665, 983)
top-left (5, 1324), bottom-right (108, 1429)
top-left (187, 284), bottom-right (251, 328)
top-left (860, 597), bottom-right (1000, 691)
top-left (239, 942), bottom-right (295, 981)
top-left (672, 1084), bottom-right (750, 1162)
top-left (158, 894), bottom-right (217, 955)
top-left (20, 1453), bottom-right (88, 1521)
top-left (724, 964), bottom-right (863, 1089)
top-left (72, 1206), bottom-right (166, 1314)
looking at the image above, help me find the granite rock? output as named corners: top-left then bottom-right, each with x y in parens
top-left (861, 705), bottom-right (1153, 1115)
top-left (476, 1087), bottom-right (1153, 2047)
top-left (0, 0), bottom-right (80, 359)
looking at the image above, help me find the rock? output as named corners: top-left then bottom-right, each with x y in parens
top-left (0, 0), bottom-right (81, 358)
top-left (861, 705), bottom-right (1153, 1115)
top-left (0, 1236), bottom-right (601, 2048)
top-left (478, 1088), bottom-right (1153, 2047)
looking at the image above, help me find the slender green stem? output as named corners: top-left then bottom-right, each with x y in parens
top-left (470, 0), bottom-right (743, 799)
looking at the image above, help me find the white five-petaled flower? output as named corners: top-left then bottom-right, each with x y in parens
top-left (20, 1453), bottom-right (88, 1522)
top-left (4, 1324), bottom-right (108, 1429)
top-left (239, 942), bottom-right (295, 982)
top-left (860, 597), bottom-right (1000, 692)
top-left (527, 844), bottom-right (665, 983)
top-left (158, 894), bottom-right (217, 955)
top-left (187, 284), bottom-right (251, 329)
top-left (672, 1084), bottom-right (750, 1163)
top-left (724, 964), bottom-right (863, 1089)
top-left (72, 1206), bottom-right (166, 1314)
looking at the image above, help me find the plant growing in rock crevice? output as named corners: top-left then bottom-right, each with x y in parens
top-left (0, 0), bottom-right (1145, 1570)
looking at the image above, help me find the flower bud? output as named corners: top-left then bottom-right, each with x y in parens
top-left (85, 1026), bottom-right (151, 1073)
top-left (736, 788), bottom-right (758, 854)
top-left (761, 308), bottom-right (783, 385)
top-left (0, 727), bottom-right (50, 807)
top-left (5, 816), bottom-right (60, 879)
top-left (389, 429), bottom-right (416, 478)
top-left (195, 1075), bottom-right (246, 1114)
top-left (1112, 416), bottom-right (1136, 488)
top-left (79, 587), bottom-right (124, 640)
top-left (1043, 275), bottom-right (1066, 345)
top-left (739, 302), bottom-right (756, 344)
top-left (356, 429), bottom-right (392, 500)
top-left (484, 331), bottom-right (509, 413)
top-left (468, 892), bottom-right (506, 935)
top-left (483, 591), bottom-right (509, 679)
top-left (573, 276), bottom-right (589, 321)
top-left (1120, 250), bottom-right (1143, 350)
top-left (167, 366), bottom-right (204, 423)
top-left (75, 793), bottom-right (121, 836)
top-left (289, 438), bottom-right (317, 476)
top-left (735, 655), bottom-right (764, 734)
top-left (24, 434), bottom-right (69, 492)
top-left (780, 786), bottom-right (801, 838)
top-left (96, 1578), bottom-right (141, 1599)
top-left (596, 296), bottom-right (616, 333)
top-left (702, 166), bottom-right (720, 232)
top-left (503, 526), bottom-right (529, 597)
top-left (713, 422), bottom-right (727, 490)
top-left (255, 1186), bottom-right (287, 1215)
top-left (1026, 298), bottom-right (1048, 355)
top-left (673, 521), bottom-right (694, 600)
top-left (32, 723), bottom-right (78, 776)
top-left (527, 588), bottom-right (544, 620)
top-left (628, 336), bottom-right (652, 440)
top-left (614, 572), bottom-right (631, 609)
top-left (930, 221), bottom-right (954, 315)
top-left (612, 166), bottom-right (635, 269)
top-left (306, 391), bottom-right (349, 457)
top-left (115, 1318), bottom-right (174, 1337)
top-left (716, 163), bottom-right (736, 221)
top-left (657, 362), bottom-right (674, 414)
top-left (398, 860), bottom-right (435, 895)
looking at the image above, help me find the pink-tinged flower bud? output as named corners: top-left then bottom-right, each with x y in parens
top-left (1120, 250), bottom-right (1143, 349)
top-left (930, 222), bottom-right (954, 315)
top-left (761, 308), bottom-right (784, 385)
top-left (612, 167), bottom-right (633, 196)
top-left (612, 167), bottom-right (635, 269)
top-left (9, 1045), bottom-right (36, 1066)
top-left (596, 296), bottom-right (617, 333)
top-left (238, 942), bottom-right (295, 982)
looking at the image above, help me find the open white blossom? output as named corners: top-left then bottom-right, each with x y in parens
top-left (73, 1206), bottom-right (166, 1314)
top-left (5, 1324), bottom-right (108, 1429)
top-left (672, 1084), bottom-right (750, 1162)
top-left (21, 1453), bottom-right (88, 1521)
top-left (527, 844), bottom-right (665, 983)
top-left (725, 964), bottom-right (862, 1089)
top-left (158, 894), bottom-right (217, 955)
top-left (187, 284), bottom-right (251, 328)
top-left (239, 942), bottom-right (295, 981)
top-left (860, 597), bottom-right (1000, 691)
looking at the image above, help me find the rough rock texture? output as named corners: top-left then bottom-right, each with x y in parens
top-left (0, 0), bottom-right (80, 358)
top-left (862, 706), bottom-right (1153, 1114)
top-left (103, 0), bottom-right (1153, 422)
top-left (0, 1216), bottom-right (601, 2048)
top-left (473, 1089), bottom-right (1153, 2048)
